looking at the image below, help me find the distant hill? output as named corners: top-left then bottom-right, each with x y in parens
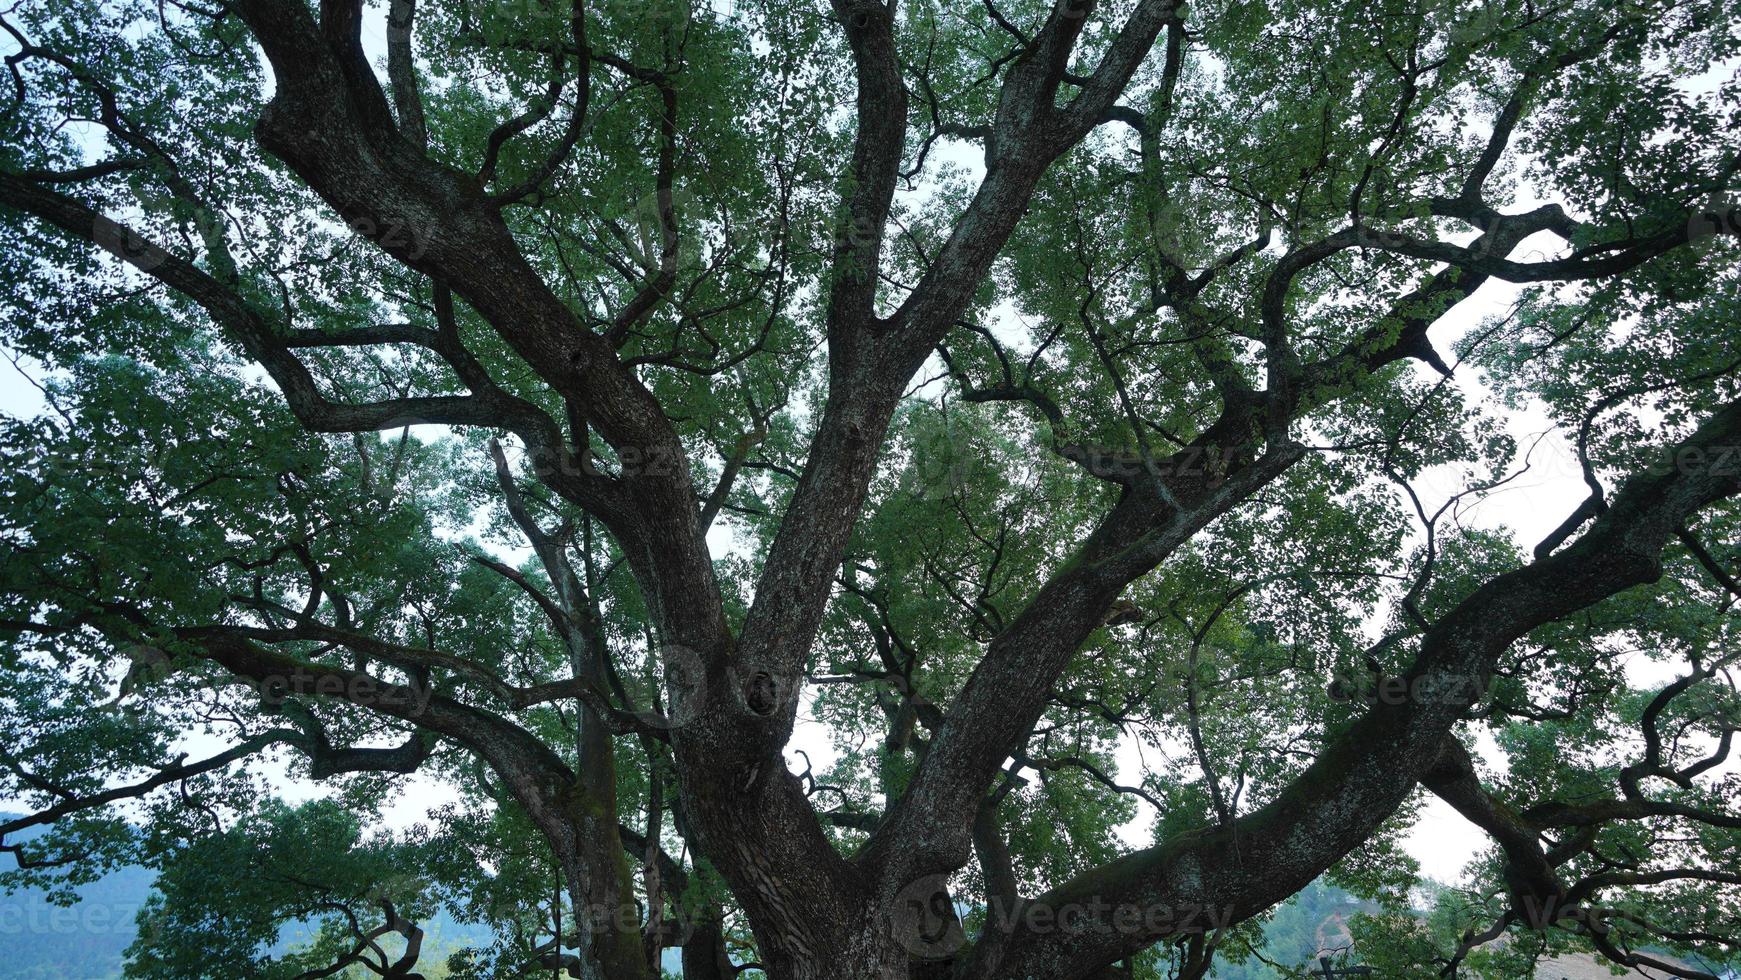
top-left (1206, 878), bottom-right (1379, 979)
top-left (0, 815), bottom-right (492, 980)
top-left (0, 841), bottom-right (150, 980)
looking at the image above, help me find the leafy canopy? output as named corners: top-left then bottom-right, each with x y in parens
top-left (1, 0), bottom-right (1740, 978)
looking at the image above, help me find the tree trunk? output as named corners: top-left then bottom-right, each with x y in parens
top-left (761, 917), bottom-right (921, 980)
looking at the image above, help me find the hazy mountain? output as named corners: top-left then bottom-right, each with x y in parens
top-left (0, 815), bottom-right (493, 980)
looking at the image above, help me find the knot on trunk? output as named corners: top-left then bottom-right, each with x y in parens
top-left (745, 671), bottom-right (778, 715)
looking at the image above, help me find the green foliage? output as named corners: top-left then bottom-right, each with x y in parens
top-left (1, 0), bottom-right (1739, 976)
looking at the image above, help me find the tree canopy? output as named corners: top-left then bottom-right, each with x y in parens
top-left (1, 0), bottom-right (1740, 977)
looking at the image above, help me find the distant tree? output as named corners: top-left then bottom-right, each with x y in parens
top-left (2, 1), bottom-right (1739, 978)
top-left (122, 800), bottom-right (434, 979)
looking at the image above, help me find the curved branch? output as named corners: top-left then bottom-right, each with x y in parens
top-left (952, 397), bottom-right (1741, 979)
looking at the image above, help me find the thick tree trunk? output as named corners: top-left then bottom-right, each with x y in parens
top-left (555, 649), bottom-right (652, 978)
top-left (761, 917), bottom-right (918, 980)
top-left (556, 796), bottom-right (650, 980)
top-left (679, 913), bottom-right (734, 980)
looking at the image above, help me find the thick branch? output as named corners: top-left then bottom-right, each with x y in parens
top-left (954, 398), bottom-right (1741, 979)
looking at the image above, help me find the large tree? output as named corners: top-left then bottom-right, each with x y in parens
top-left (2, 0), bottom-right (1740, 977)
